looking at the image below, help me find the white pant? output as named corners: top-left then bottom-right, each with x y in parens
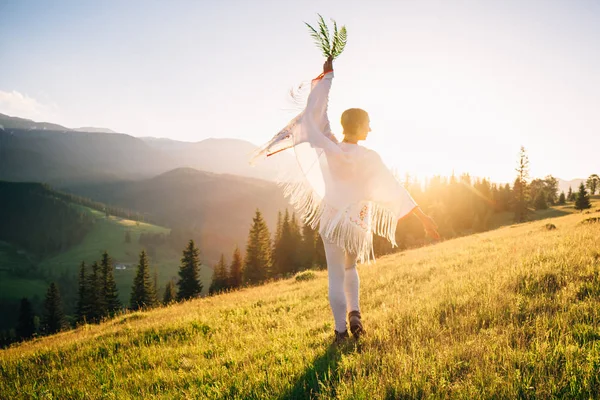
top-left (323, 239), bottom-right (360, 332)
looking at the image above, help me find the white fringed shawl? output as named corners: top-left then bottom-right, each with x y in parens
top-left (252, 71), bottom-right (417, 262)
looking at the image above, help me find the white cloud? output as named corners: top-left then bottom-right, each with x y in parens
top-left (0, 90), bottom-right (61, 123)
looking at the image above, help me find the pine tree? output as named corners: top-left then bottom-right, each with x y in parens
top-left (533, 190), bottom-right (548, 210)
top-left (558, 191), bottom-right (566, 205)
top-left (100, 251), bottom-right (121, 317)
top-left (244, 209), bottom-right (272, 284)
top-left (130, 250), bottom-right (157, 310)
top-left (271, 211), bottom-right (283, 276)
top-left (513, 146), bottom-right (530, 222)
top-left (42, 282), bottom-right (67, 334)
top-left (16, 297), bottom-right (35, 340)
top-left (86, 261), bottom-right (102, 322)
top-left (587, 174), bottom-right (599, 195)
top-left (575, 182), bottom-right (592, 211)
top-left (289, 213), bottom-right (303, 273)
top-left (163, 280), bottom-right (176, 305)
top-left (301, 223), bottom-right (317, 269)
top-left (229, 246), bottom-right (243, 289)
top-left (75, 261), bottom-right (88, 323)
top-left (567, 186), bottom-right (574, 201)
top-left (209, 254), bottom-right (229, 294)
top-left (274, 209), bottom-right (303, 276)
top-left (177, 240), bottom-right (203, 301)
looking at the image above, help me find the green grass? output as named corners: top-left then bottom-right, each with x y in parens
top-left (0, 241), bottom-right (35, 271)
top-left (0, 272), bottom-right (48, 299)
top-left (39, 206), bottom-right (175, 275)
top-left (2, 207), bottom-right (600, 398)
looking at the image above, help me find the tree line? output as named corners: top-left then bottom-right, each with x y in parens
top-left (3, 147), bottom-right (597, 346)
top-left (209, 208), bottom-right (327, 294)
top-left (3, 240), bottom-right (205, 347)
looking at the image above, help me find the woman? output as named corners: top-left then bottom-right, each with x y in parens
top-left (253, 57), bottom-right (439, 343)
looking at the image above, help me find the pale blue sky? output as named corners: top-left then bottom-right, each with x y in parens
top-left (1, 0), bottom-right (599, 183)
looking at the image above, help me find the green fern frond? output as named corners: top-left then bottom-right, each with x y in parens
top-left (331, 20), bottom-right (339, 58)
top-left (305, 22), bottom-right (324, 52)
top-left (317, 14), bottom-right (331, 53)
top-left (305, 15), bottom-right (348, 59)
top-left (332, 26), bottom-right (347, 58)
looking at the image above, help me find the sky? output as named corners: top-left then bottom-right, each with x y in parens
top-left (1, 0), bottom-right (598, 183)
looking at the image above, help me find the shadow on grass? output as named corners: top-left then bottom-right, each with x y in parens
top-left (279, 342), bottom-right (354, 400)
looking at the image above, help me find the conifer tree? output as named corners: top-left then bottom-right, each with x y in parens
top-left (16, 297), bottom-right (35, 340)
top-left (130, 250), bottom-right (157, 310)
top-left (575, 182), bottom-right (592, 211)
top-left (534, 190), bottom-right (548, 210)
top-left (75, 261), bottom-right (88, 323)
top-left (587, 174), bottom-right (599, 195)
top-left (163, 280), bottom-right (176, 305)
top-left (244, 209), bottom-right (272, 284)
top-left (86, 261), bottom-right (102, 322)
top-left (289, 213), bottom-right (303, 273)
top-left (100, 251), bottom-right (121, 317)
top-left (301, 222), bottom-right (317, 269)
top-left (558, 191), bottom-right (566, 205)
top-left (275, 209), bottom-right (302, 276)
top-left (177, 240), bottom-right (203, 300)
top-left (209, 254), bottom-right (229, 294)
top-left (271, 211), bottom-right (283, 275)
top-left (513, 146), bottom-right (530, 222)
top-left (229, 246), bottom-right (243, 288)
top-left (567, 186), bottom-right (574, 201)
top-left (501, 183), bottom-right (512, 212)
top-left (42, 282), bottom-right (67, 334)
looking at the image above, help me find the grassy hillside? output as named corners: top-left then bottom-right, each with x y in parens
top-left (38, 206), bottom-right (214, 301)
top-left (2, 209), bottom-right (600, 398)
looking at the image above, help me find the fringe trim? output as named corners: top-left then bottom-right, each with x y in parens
top-left (277, 168), bottom-right (399, 264)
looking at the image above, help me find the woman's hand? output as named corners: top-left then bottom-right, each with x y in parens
top-left (323, 56), bottom-right (333, 73)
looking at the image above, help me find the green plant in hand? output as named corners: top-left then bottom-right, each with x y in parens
top-left (305, 14), bottom-right (347, 59)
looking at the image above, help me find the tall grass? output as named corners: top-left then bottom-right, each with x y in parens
top-left (1, 210), bottom-right (599, 399)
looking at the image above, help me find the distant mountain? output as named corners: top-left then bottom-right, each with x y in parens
top-left (74, 127), bottom-right (117, 134)
top-left (0, 113), bottom-right (292, 185)
top-left (67, 167), bottom-right (290, 263)
top-left (0, 113), bottom-right (69, 131)
top-left (0, 127), bottom-right (170, 185)
top-left (140, 137), bottom-right (293, 181)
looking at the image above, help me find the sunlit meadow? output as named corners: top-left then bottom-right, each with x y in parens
top-left (1, 205), bottom-right (600, 399)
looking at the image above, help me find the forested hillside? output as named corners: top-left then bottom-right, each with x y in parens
top-left (0, 182), bottom-right (94, 256)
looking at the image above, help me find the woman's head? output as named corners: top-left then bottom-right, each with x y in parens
top-left (341, 108), bottom-right (371, 142)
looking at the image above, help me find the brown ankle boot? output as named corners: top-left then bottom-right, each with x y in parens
top-left (334, 329), bottom-right (349, 345)
top-left (348, 310), bottom-right (364, 339)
